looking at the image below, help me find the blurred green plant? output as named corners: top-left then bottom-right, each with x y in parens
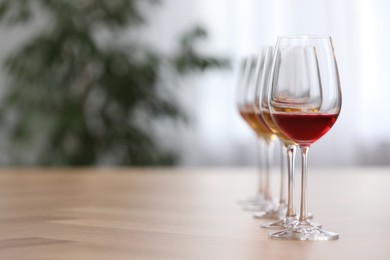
top-left (0, 0), bottom-right (229, 166)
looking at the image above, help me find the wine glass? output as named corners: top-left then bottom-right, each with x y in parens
top-left (236, 57), bottom-right (265, 207)
top-left (268, 36), bottom-right (341, 240)
top-left (237, 55), bottom-right (277, 211)
top-left (253, 46), bottom-right (298, 225)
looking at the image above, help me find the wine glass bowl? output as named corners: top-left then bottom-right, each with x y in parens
top-left (268, 36), bottom-right (342, 240)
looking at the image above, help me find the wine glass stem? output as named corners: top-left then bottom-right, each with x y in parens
top-left (279, 144), bottom-right (286, 205)
top-left (286, 144), bottom-right (297, 217)
top-left (264, 141), bottom-right (274, 201)
top-left (256, 138), bottom-right (264, 195)
top-left (299, 146), bottom-right (310, 222)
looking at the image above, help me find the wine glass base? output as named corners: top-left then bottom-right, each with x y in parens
top-left (261, 217), bottom-right (322, 229)
top-left (238, 194), bottom-right (264, 206)
top-left (243, 198), bottom-right (276, 212)
top-left (242, 203), bottom-right (269, 211)
top-left (239, 195), bottom-right (270, 211)
top-left (253, 203), bottom-right (286, 219)
top-left (261, 216), bottom-right (297, 229)
top-left (268, 220), bottom-right (338, 241)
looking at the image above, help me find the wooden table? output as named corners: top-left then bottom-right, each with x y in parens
top-left (0, 168), bottom-right (389, 259)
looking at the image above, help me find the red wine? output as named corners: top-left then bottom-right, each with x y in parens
top-left (272, 113), bottom-right (338, 145)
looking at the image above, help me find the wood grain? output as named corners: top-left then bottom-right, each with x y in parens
top-left (0, 167), bottom-right (389, 260)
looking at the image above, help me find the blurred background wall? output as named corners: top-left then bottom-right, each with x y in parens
top-left (0, 0), bottom-right (389, 167)
top-left (140, 0), bottom-right (390, 167)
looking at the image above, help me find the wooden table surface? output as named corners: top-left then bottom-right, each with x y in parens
top-left (0, 167), bottom-right (389, 260)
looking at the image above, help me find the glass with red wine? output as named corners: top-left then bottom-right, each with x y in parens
top-left (268, 36), bottom-right (342, 240)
